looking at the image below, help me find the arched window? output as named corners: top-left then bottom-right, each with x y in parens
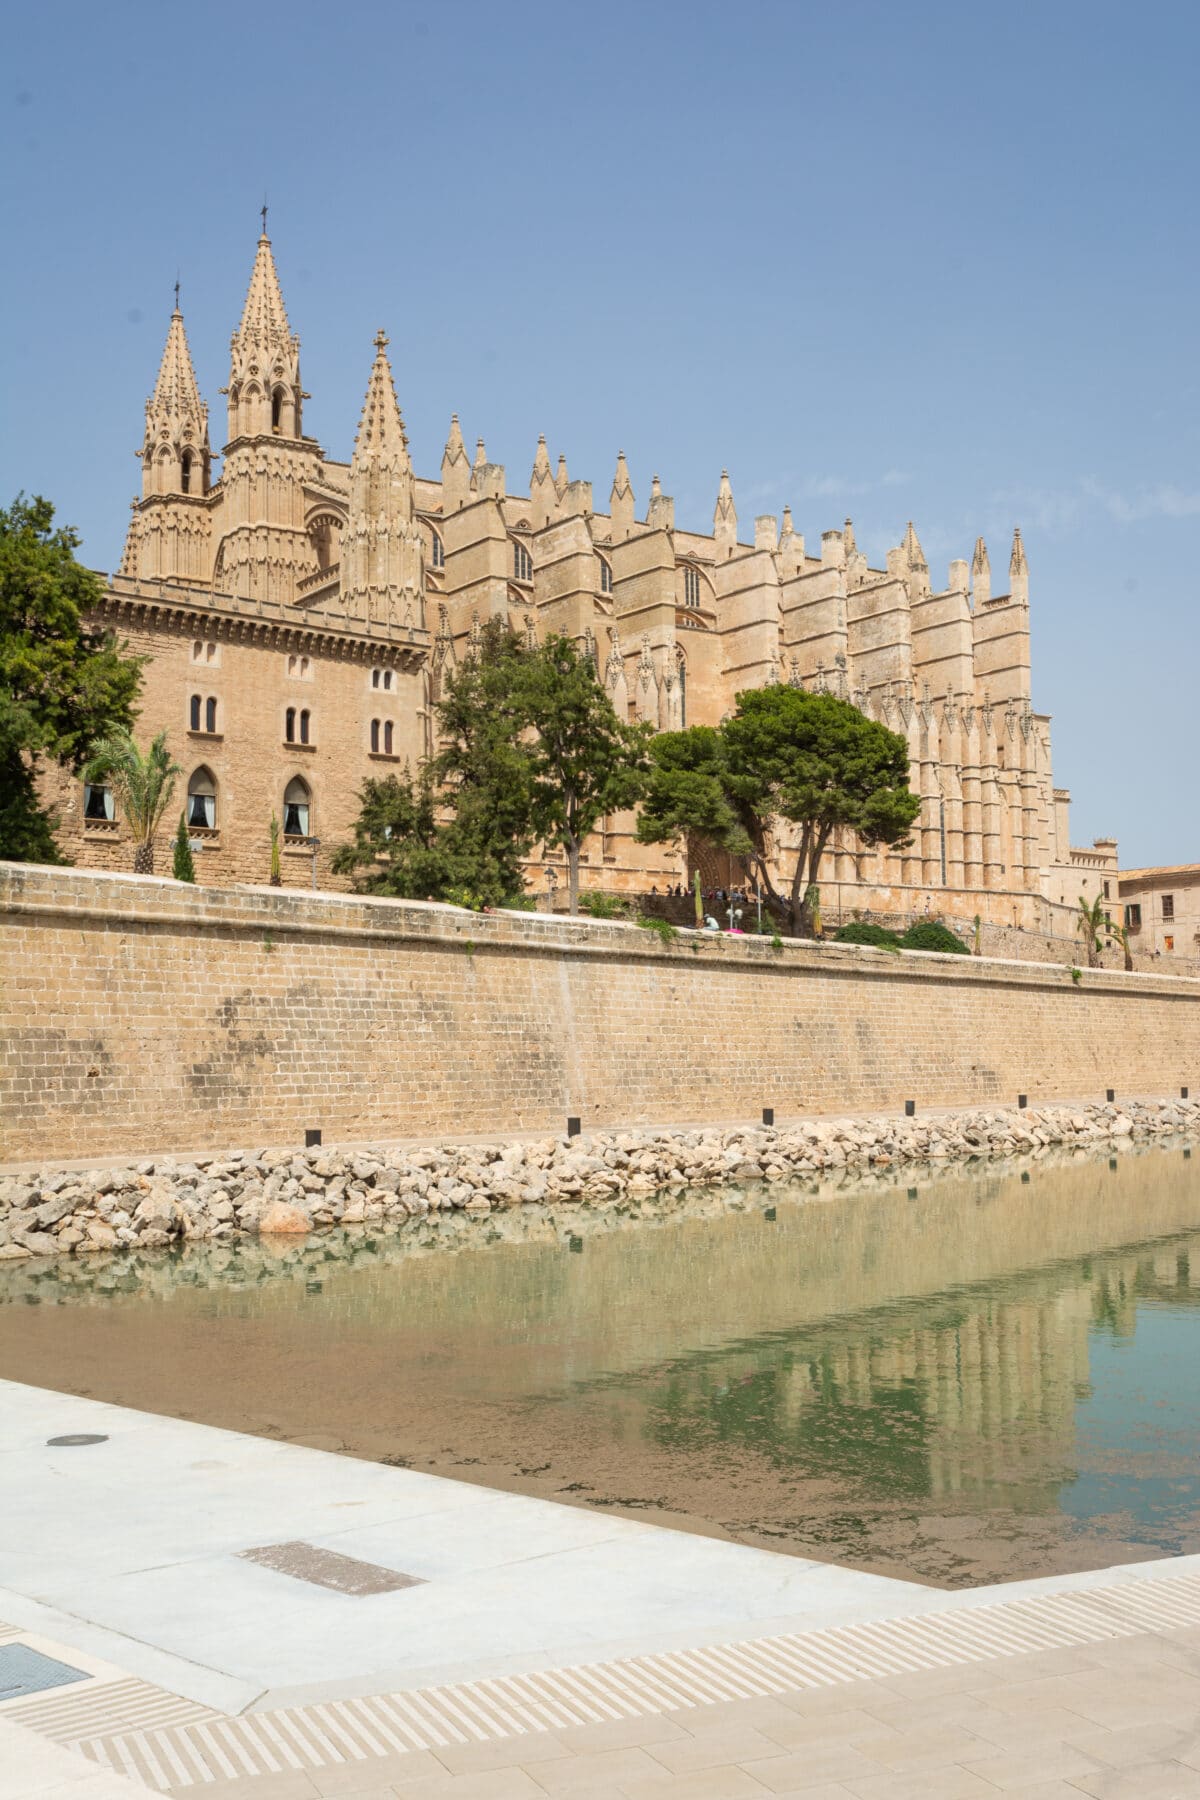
top-left (371, 669), bottom-right (381, 689)
top-left (513, 541), bottom-right (533, 583)
top-left (285, 706), bottom-right (296, 743)
top-left (181, 451), bottom-right (192, 495)
top-left (384, 670), bottom-right (393, 691)
top-left (299, 708), bottom-right (310, 745)
top-left (370, 719), bottom-right (380, 753)
top-left (187, 767), bottom-right (217, 830)
top-left (205, 696), bottom-right (217, 734)
top-left (599, 557), bottom-right (613, 596)
top-left (431, 530), bottom-right (445, 570)
top-left (383, 720), bottom-right (393, 754)
top-left (683, 566), bottom-right (701, 609)
top-left (271, 388), bottom-right (284, 433)
top-left (676, 651), bottom-right (687, 728)
top-left (189, 694), bottom-right (201, 731)
top-left (283, 777), bottom-right (311, 838)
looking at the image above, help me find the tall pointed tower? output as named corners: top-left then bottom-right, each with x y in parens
top-left (120, 296), bottom-right (213, 583)
top-left (340, 332), bottom-right (425, 630)
top-left (213, 220), bottom-right (323, 604)
top-left (141, 300), bottom-right (210, 498)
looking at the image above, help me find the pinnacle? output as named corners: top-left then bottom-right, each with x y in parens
top-left (443, 414), bottom-right (466, 462)
top-left (235, 230), bottom-right (295, 355)
top-left (903, 520), bottom-right (927, 566)
top-left (149, 305), bottom-right (206, 430)
top-left (351, 330), bottom-right (409, 463)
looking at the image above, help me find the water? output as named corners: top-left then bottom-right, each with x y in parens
top-left (2, 1140), bottom-right (1199, 1587)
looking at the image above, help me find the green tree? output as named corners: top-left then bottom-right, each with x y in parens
top-left (638, 686), bottom-right (920, 936)
top-left (0, 494), bottom-right (142, 863)
top-left (330, 764), bottom-right (523, 907)
top-left (1076, 893), bottom-right (1107, 969)
top-left (520, 633), bottom-right (651, 914)
top-left (83, 729), bottom-right (181, 874)
top-left (1109, 917), bottom-right (1135, 973)
top-left (172, 813), bottom-right (196, 883)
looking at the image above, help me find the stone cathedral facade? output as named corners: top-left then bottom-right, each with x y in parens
top-left (53, 227), bottom-right (1110, 927)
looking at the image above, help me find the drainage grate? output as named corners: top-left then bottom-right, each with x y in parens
top-left (0, 1645), bottom-right (90, 1703)
top-left (237, 1541), bottom-right (425, 1595)
top-left (46, 1434), bottom-right (109, 1447)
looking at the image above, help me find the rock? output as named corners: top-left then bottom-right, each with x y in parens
top-left (258, 1201), bottom-right (312, 1236)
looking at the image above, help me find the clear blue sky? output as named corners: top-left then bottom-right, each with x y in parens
top-left (2, 0), bottom-right (1196, 867)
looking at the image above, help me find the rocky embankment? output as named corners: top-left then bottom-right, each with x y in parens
top-left (2, 1097), bottom-right (1197, 1262)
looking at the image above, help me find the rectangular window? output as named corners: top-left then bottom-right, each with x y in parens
top-left (1124, 903), bottom-right (1142, 929)
top-left (1162, 894), bottom-right (1175, 919)
top-left (1103, 880), bottom-right (1110, 899)
top-left (1165, 936), bottom-right (1175, 952)
top-left (84, 783), bottom-right (114, 821)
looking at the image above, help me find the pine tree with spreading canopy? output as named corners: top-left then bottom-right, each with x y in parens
top-left (637, 684), bottom-right (921, 936)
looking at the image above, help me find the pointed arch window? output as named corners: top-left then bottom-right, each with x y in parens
top-left (181, 451), bottom-right (193, 494)
top-left (370, 719), bottom-right (380, 753)
top-left (271, 388), bottom-right (285, 433)
top-left (285, 707), bottom-right (296, 743)
top-left (599, 557), bottom-right (613, 596)
top-left (513, 541), bottom-right (533, 583)
top-left (205, 696), bottom-right (218, 734)
top-left (283, 777), bottom-right (311, 839)
top-left (383, 720), bottom-right (393, 754)
top-left (676, 649), bottom-right (687, 728)
top-left (431, 530), bottom-right (445, 571)
top-left (683, 566), bottom-right (701, 609)
top-left (299, 708), bottom-right (310, 745)
top-left (187, 767), bottom-right (217, 830)
top-left (190, 694), bottom-right (201, 731)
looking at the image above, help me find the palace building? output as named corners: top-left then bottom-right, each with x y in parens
top-left (51, 225), bottom-right (1111, 928)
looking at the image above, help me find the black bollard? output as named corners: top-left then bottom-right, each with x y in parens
top-left (566, 1116), bottom-right (581, 1138)
top-left (762, 1107), bottom-right (775, 1127)
top-left (1018, 1094), bottom-right (1027, 1109)
top-left (1106, 1089), bottom-right (1115, 1103)
top-left (905, 1099), bottom-right (916, 1117)
top-left (1184, 1087), bottom-right (1190, 1100)
top-left (305, 1128), bottom-right (322, 1148)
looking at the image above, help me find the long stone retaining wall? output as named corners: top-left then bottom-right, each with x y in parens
top-left (3, 862), bottom-right (1200, 1163)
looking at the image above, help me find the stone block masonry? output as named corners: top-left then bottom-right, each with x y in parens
top-left (2, 862), bottom-right (1199, 1164)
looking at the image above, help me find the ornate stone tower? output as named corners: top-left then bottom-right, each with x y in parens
top-left (120, 297), bottom-right (212, 583)
top-left (212, 223), bottom-right (322, 604)
top-left (340, 332), bottom-right (425, 629)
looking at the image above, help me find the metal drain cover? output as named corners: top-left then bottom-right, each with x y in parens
top-left (0, 1644), bottom-right (89, 1702)
top-left (238, 1541), bottom-right (425, 1596)
top-left (46, 1434), bottom-right (109, 1447)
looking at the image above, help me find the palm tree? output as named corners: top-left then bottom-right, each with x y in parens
top-left (1076, 893), bottom-right (1107, 969)
top-left (1109, 917), bottom-right (1135, 973)
top-left (84, 730), bottom-right (181, 874)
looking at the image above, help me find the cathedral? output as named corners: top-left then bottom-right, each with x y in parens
top-left (54, 225), bottom-right (1111, 929)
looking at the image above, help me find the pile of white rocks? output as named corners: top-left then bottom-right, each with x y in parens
top-left (2, 1096), bottom-right (1197, 1262)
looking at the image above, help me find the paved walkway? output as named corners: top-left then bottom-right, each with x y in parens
top-left (6, 1382), bottom-right (1200, 1796)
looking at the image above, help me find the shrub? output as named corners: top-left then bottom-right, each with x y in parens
top-left (579, 890), bottom-right (630, 919)
top-left (834, 921), bottom-right (900, 949)
top-left (901, 920), bottom-right (971, 955)
top-left (637, 915), bottom-right (677, 945)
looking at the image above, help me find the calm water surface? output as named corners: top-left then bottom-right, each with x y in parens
top-left (2, 1141), bottom-right (1199, 1587)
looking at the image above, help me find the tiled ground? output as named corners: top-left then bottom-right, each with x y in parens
top-left (13, 1627), bottom-right (1200, 1798)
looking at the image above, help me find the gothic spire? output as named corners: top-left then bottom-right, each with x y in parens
top-left (351, 330), bottom-right (410, 467)
top-left (441, 413), bottom-right (470, 508)
top-left (530, 434), bottom-right (556, 528)
top-left (971, 536), bottom-right (991, 607)
top-left (235, 229), bottom-right (296, 360)
top-left (1009, 525), bottom-right (1029, 604)
top-left (341, 330), bottom-right (423, 631)
top-left (227, 224), bottom-right (303, 440)
top-left (142, 301), bottom-right (209, 498)
top-left (713, 469), bottom-right (737, 557)
top-left (610, 450), bottom-right (635, 541)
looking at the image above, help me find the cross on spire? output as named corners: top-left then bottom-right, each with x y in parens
top-left (173, 277), bottom-right (180, 313)
top-left (260, 199), bottom-right (268, 238)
